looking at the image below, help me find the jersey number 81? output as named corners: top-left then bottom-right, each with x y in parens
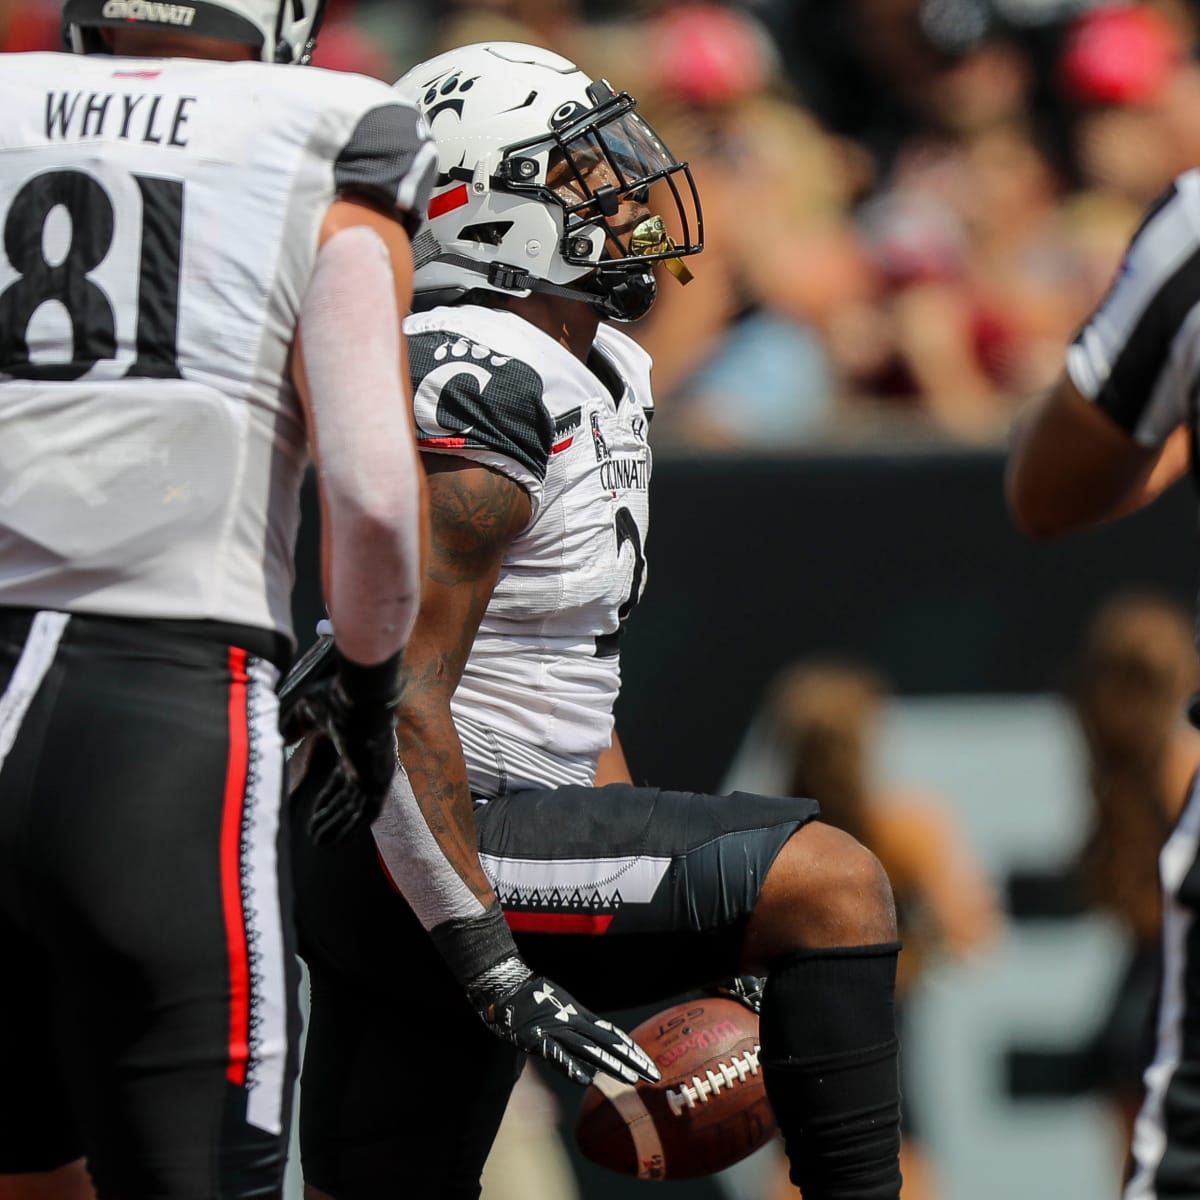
top-left (0, 167), bottom-right (183, 382)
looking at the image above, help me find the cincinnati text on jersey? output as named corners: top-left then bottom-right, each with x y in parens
top-left (598, 453), bottom-right (649, 492)
top-left (101, 0), bottom-right (196, 23)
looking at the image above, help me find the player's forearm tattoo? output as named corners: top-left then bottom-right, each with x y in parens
top-left (392, 460), bottom-right (529, 906)
top-left (395, 673), bottom-right (491, 904)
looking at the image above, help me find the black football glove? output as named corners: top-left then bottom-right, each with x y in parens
top-left (713, 974), bottom-right (765, 1015)
top-left (467, 955), bottom-right (661, 1088)
top-left (279, 634), bottom-right (338, 744)
top-left (279, 637), bottom-right (403, 847)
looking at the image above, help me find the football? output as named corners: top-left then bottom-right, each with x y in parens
top-left (574, 996), bottom-right (778, 1181)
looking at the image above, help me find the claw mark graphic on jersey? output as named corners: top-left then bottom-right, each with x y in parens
top-left (435, 338), bottom-right (510, 367)
top-left (533, 982), bottom-right (579, 1022)
top-left (409, 330), bottom-right (553, 479)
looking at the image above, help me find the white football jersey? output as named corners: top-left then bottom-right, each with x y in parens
top-left (0, 51), bottom-right (434, 641)
top-left (406, 304), bottom-right (653, 796)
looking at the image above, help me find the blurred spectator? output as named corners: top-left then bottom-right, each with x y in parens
top-left (839, 4), bottom-right (1094, 441)
top-left (620, 3), bottom-right (877, 450)
top-left (1057, 185), bottom-right (1143, 317)
top-left (717, 658), bottom-right (1003, 1200)
top-left (1067, 593), bottom-right (1200, 1176)
top-left (425, 0), bottom-right (587, 57)
top-left (852, 129), bottom-right (1059, 440)
top-left (610, 0), bottom-right (1114, 448)
top-left (309, 0), bottom-right (397, 78)
top-left (1058, 3), bottom-right (1184, 109)
top-left (445, 0), bottom-right (581, 45)
top-left (1057, 2), bottom-right (1200, 208)
top-left (0, 0), bottom-right (60, 50)
top-left (756, 0), bottom-right (1011, 180)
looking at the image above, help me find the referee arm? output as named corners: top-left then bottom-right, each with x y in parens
top-left (1005, 373), bottom-right (1190, 540)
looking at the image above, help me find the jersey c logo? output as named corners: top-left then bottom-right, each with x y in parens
top-left (413, 361), bottom-right (491, 439)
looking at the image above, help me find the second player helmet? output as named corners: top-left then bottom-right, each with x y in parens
top-left (393, 42), bottom-right (703, 321)
top-left (63, 0), bottom-right (328, 63)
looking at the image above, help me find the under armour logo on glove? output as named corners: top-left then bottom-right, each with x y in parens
top-left (533, 982), bottom-right (578, 1021)
top-left (468, 955), bottom-right (660, 1088)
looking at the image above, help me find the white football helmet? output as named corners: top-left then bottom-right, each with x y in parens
top-left (393, 42), bottom-right (703, 321)
top-left (63, 0), bottom-right (326, 63)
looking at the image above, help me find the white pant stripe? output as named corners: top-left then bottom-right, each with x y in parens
top-left (1125, 772), bottom-right (1200, 1199)
top-left (0, 611), bottom-right (69, 774)
top-left (478, 852), bottom-right (672, 904)
top-left (241, 657), bottom-right (289, 1136)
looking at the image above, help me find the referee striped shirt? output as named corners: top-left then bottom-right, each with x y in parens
top-left (1068, 170), bottom-right (1200, 447)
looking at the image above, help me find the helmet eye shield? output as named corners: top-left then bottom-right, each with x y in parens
top-left (495, 92), bottom-right (702, 280)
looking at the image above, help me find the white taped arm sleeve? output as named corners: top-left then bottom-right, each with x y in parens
top-left (299, 224), bottom-right (422, 666)
top-left (371, 763), bottom-right (490, 929)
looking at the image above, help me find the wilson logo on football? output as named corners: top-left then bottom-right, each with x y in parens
top-left (656, 1020), bottom-right (739, 1070)
top-left (101, 0), bottom-right (196, 24)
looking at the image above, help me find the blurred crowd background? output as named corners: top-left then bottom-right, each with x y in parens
top-left (8, 0), bottom-right (1200, 455)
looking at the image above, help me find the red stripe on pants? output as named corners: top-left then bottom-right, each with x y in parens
top-left (221, 646), bottom-right (250, 1086)
top-left (504, 912), bottom-right (614, 935)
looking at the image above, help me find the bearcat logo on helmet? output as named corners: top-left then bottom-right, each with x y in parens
top-left (100, 0), bottom-right (196, 24)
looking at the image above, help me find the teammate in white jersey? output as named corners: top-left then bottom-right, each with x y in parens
top-left (1008, 172), bottom-right (1200, 1200)
top-left (288, 43), bottom-right (903, 1200)
top-left (0, 2), bottom-right (435, 1197)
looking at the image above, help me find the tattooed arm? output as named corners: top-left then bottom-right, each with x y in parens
top-left (368, 451), bottom-right (530, 957)
top-left (384, 454), bottom-right (529, 913)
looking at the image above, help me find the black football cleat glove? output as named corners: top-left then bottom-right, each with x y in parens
top-left (713, 974), bottom-right (765, 1015)
top-left (467, 955), bottom-right (661, 1088)
top-left (279, 639), bottom-right (403, 847)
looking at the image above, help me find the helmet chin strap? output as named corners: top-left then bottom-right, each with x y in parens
top-left (411, 231), bottom-right (657, 323)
